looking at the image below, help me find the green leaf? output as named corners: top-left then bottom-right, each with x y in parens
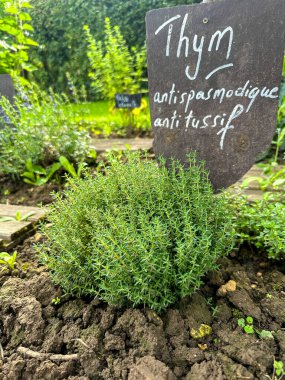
top-left (22, 171), bottom-right (35, 181)
top-left (0, 252), bottom-right (12, 260)
top-left (19, 12), bottom-right (31, 21)
top-left (258, 330), bottom-right (274, 339)
top-left (23, 178), bottom-right (36, 185)
top-left (0, 251), bottom-right (17, 270)
top-left (274, 360), bottom-right (284, 376)
top-left (25, 158), bottom-right (34, 172)
top-left (246, 316), bottom-right (253, 324)
top-left (237, 318), bottom-right (245, 328)
top-left (46, 162), bottom-right (62, 180)
top-left (244, 325), bottom-right (254, 334)
top-left (22, 23), bottom-right (34, 31)
top-left (35, 177), bottom-right (49, 186)
top-left (4, 6), bottom-right (19, 15)
top-left (273, 179), bottom-right (285, 187)
top-left (0, 216), bottom-right (16, 222)
top-left (21, 37), bottom-right (38, 46)
top-left (59, 156), bottom-right (77, 178)
top-left (20, 211), bottom-right (35, 221)
top-left (21, 2), bottom-right (33, 9)
top-left (32, 165), bottom-right (47, 175)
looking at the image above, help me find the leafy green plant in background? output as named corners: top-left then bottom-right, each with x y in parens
top-left (21, 158), bottom-right (62, 186)
top-left (241, 56), bottom-right (285, 195)
top-left (0, 0), bottom-right (38, 76)
top-left (232, 195), bottom-right (285, 260)
top-left (59, 156), bottom-right (87, 179)
top-left (84, 18), bottom-right (146, 102)
top-left (0, 80), bottom-right (90, 178)
top-left (0, 251), bottom-right (17, 271)
top-left (84, 18), bottom-right (149, 132)
top-left (38, 152), bottom-right (234, 312)
top-left (29, 0), bottom-right (200, 94)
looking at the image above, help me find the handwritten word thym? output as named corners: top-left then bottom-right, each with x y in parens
top-left (155, 14), bottom-right (233, 80)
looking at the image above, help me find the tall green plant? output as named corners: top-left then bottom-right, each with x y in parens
top-left (84, 18), bottom-right (146, 101)
top-left (0, 0), bottom-right (38, 75)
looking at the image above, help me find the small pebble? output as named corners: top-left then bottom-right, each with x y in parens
top-left (217, 280), bottom-right (237, 296)
top-left (259, 262), bottom-right (269, 268)
top-left (34, 232), bottom-right (42, 242)
top-left (256, 272), bottom-right (263, 277)
top-left (198, 343), bottom-right (208, 351)
top-left (251, 284), bottom-right (257, 289)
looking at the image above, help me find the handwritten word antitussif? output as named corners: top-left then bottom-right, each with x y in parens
top-left (154, 105), bottom-right (244, 150)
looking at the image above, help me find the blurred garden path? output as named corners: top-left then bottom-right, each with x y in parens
top-left (90, 137), bottom-right (153, 153)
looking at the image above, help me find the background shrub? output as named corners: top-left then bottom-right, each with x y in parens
top-left (84, 18), bottom-right (146, 101)
top-left (0, 0), bottom-right (37, 75)
top-left (29, 0), bottom-right (201, 94)
top-left (39, 153), bottom-right (234, 312)
top-left (232, 196), bottom-right (285, 260)
top-left (0, 80), bottom-right (90, 178)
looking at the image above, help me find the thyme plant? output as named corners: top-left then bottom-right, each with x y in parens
top-left (232, 195), bottom-right (285, 260)
top-left (39, 153), bottom-right (234, 312)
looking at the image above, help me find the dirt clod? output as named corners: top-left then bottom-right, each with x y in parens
top-left (1, 235), bottom-right (285, 379)
top-left (128, 356), bottom-right (176, 380)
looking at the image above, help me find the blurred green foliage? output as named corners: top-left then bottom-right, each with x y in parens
top-left (0, 79), bottom-right (90, 178)
top-left (84, 18), bottom-right (146, 101)
top-left (0, 0), bottom-right (38, 75)
top-left (29, 0), bottom-right (200, 94)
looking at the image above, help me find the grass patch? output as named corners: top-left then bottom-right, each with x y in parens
top-left (63, 99), bottom-right (151, 137)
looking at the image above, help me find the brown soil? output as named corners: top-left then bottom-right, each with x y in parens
top-left (0, 234), bottom-right (285, 380)
top-left (0, 165), bottom-right (284, 380)
top-left (0, 176), bottom-right (62, 207)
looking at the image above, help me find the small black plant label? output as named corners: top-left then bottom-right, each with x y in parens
top-left (115, 93), bottom-right (142, 109)
top-left (0, 74), bottom-right (15, 129)
top-left (146, 0), bottom-right (285, 190)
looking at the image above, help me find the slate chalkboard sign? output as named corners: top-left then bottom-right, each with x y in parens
top-left (0, 74), bottom-right (15, 130)
top-left (115, 94), bottom-right (142, 109)
top-left (146, 0), bottom-right (285, 191)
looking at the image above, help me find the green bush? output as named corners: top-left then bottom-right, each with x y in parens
top-left (232, 196), bottom-right (285, 260)
top-left (38, 153), bottom-right (234, 312)
top-left (0, 80), bottom-right (90, 178)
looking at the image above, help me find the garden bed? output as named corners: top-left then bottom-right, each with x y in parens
top-left (0, 176), bottom-right (61, 207)
top-left (0, 234), bottom-right (284, 380)
top-left (0, 151), bottom-right (284, 380)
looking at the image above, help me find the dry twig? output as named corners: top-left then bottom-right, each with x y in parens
top-left (17, 347), bottom-right (78, 362)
